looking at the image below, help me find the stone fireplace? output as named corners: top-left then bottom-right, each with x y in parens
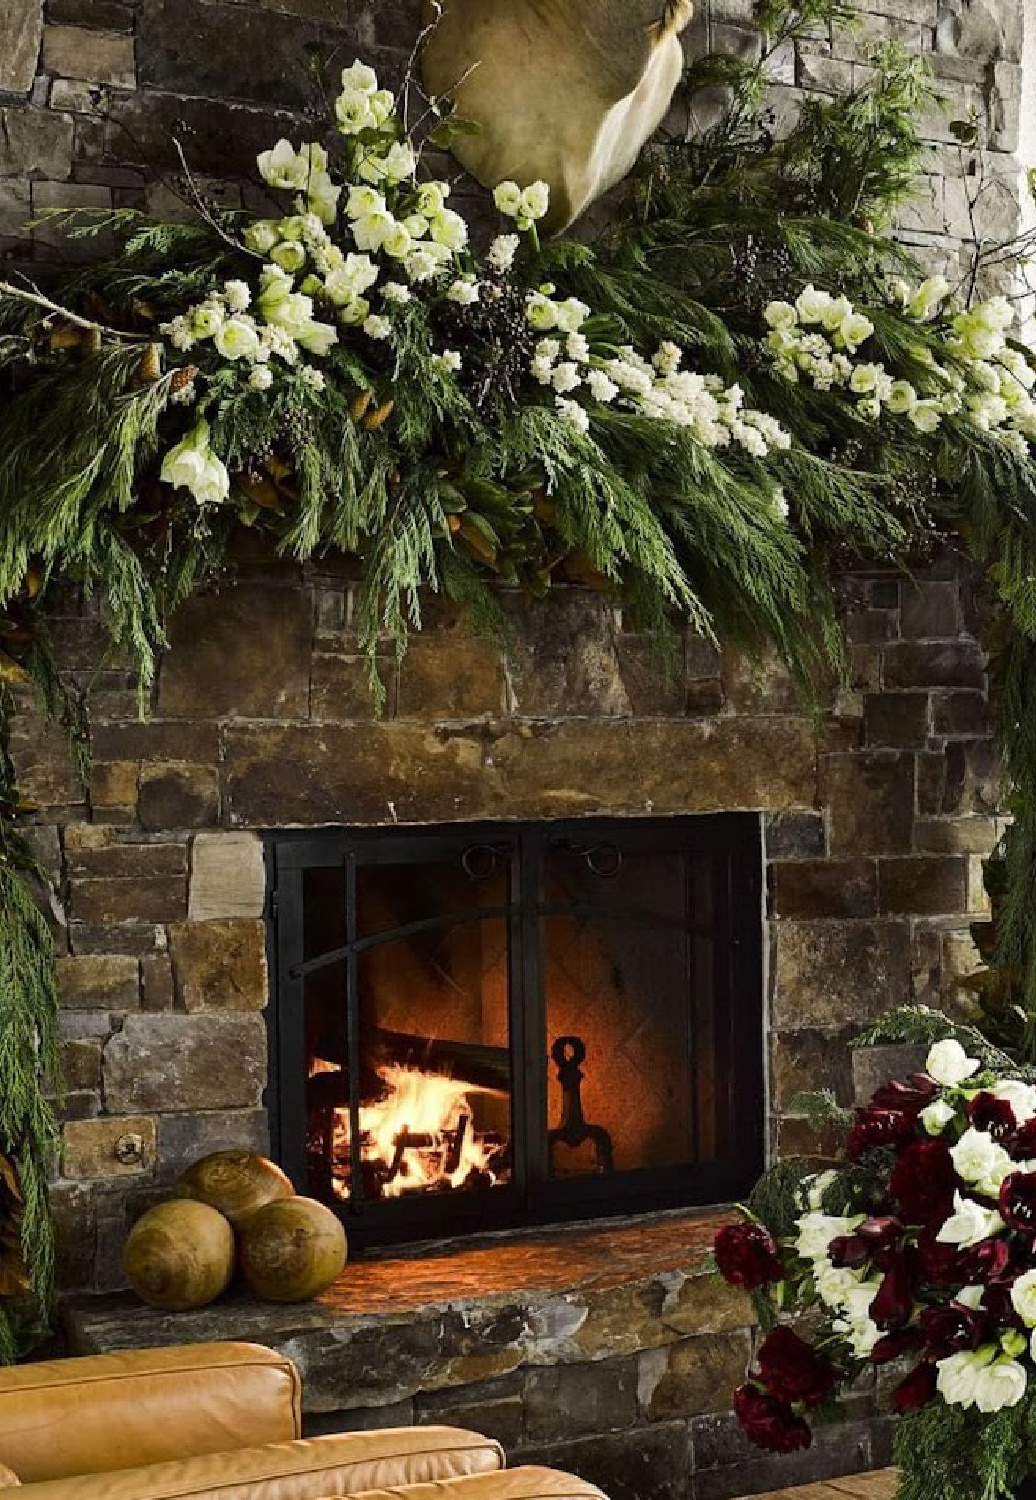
top-left (16, 545), bottom-right (998, 1499)
top-left (268, 814), bottom-right (764, 1248)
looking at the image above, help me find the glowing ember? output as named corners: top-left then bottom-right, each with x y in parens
top-left (312, 1061), bottom-right (509, 1199)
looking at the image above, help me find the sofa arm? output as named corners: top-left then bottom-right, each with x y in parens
top-left (15, 1426), bottom-right (504, 1500)
top-left (345, 1465), bottom-right (608, 1500)
top-left (0, 1462), bottom-right (18, 1488)
top-left (0, 1343), bottom-right (299, 1483)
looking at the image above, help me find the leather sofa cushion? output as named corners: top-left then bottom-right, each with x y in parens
top-left (14, 1426), bottom-right (504, 1500)
top-left (346, 1464), bottom-right (608, 1500)
top-left (0, 1462), bottom-right (19, 1488)
top-left (0, 1343), bottom-right (299, 1483)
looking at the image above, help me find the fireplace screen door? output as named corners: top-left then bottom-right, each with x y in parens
top-left (267, 815), bottom-right (764, 1248)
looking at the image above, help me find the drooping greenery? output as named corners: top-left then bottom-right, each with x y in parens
top-left (0, 0), bottom-right (1035, 1361)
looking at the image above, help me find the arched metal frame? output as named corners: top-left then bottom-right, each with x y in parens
top-left (265, 814), bottom-right (765, 1252)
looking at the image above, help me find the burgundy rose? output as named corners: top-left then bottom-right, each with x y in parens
top-left (847, 1106), bottom-right (917, 1162)
top-left (1009, 1119), bottom-right (1036, 1161)
top-left (870, 1254), bottom-right (913, 1330)
top-left (918, 1300), bottom-right (988, 1359)
top-left (828, 1234), bottom-right (869, 1269)
top-left (890, 1139), bottom-right (957, 1227)
top-left (871, 1328), bottom-right (923, 1365)
top-left (967, 1091), bottom-right (1016, 1140)
top-left (1000, 1171), bottom-right (1036, 1232)
top-left (714, 1222), bottom-right (785, 1291)
top-left (982, 1281), bottom-right (1021, 1326)
top-left (734, 1385), bottom-right (812, 1455)
top-left (756, 1327), bottom-right (837, 1409)
top-left (890, 1361), bottom-right (937, 1414)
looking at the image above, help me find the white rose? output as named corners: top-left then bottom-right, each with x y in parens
top-left (381, 221), bottom-right (413, 260)
top-left (921, 1099), bottom-right (957, 1135)
top-left (936, 1349), bottom-right (991, 1409)
top-left (973, 1358), bottom-right (1027, 1414)
top-left (1011, 1270), bottom-right (1036, 1327)
top-left (519, 180), bottom-right (550, 222)
top-left (820, 295), bottom-right (853, 332)
top-left (936, 1191), bottom-right (1004, 1248)
top-left (950, 1127), bottom-right (1012, 1187)
top-left (493, 181), bottom-right (524, 217)
top-left (764, 300), bottom-right (798, 331)
top-left (849, 363), bottom-right (880, 394)
top-left (429, 210), bottom-right (469, 252)
top-left (416, 183), bottom-right (447, 218)
top-left (213, 316), bottom-right (260, 362)
top-left (885, 380), bottom-right (918, 415)
top-left (271, 239), bottom-right (307, 275)
top-left (341, 60), bottom-right (378, 93)
top-left (243, 220), bottom-right (282, 255)
top-left (926, 1038), bottom-right (981, 1087)
top-left (159, 421), bottom-right (230, 506)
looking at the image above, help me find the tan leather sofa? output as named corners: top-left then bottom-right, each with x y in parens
top-left (0, 1342), bottom-right (605, 1500)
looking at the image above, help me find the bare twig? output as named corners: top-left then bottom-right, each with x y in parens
top-left (0, 279), bottom-right (147, 342)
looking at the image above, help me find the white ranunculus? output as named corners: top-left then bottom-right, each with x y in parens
top-left (936, 1191), bottom-right (1005, 1248)
top-left (159, 421), bottom-right (230, 506)
top-left (341, 60), bottom-right (378, 93)
top-left (926, 1038), bottom-right (981, 1087)
top-left (793, 1210), bottom-right (865, 1262)
top-left (763, 300), bottom-right (798, 331)
top-left (950, 1127), bottom-right (1012, 1187)
top-left (992, 1079), bottom-right (1036, 1123)
top-left (813, 1262), bottom-right (865, 1309)
top-left (380, 221), bottom-right (413, 260)
top-left (921, 1098), bottom-right (957, 1135)
top-left (429, 209), bottom-right (469, 252)
top-left (336, 87), bottom-right (377, 135)
top-left (416, 182), bottom-right (447, 219)
top-left (351, 210), bottom-right (395, 253)
top-left (190, 300), bottom-right (226, 339)
top-left (519, 180), bottom-right (550, 222)
top-left (526, 293), bottom-right (558, 333)
top-left (973, 1358), bottom-right (1027, 1414)
top-left (937, 1349), bottom-right (993, 1408)
top-left (271, 239), bottom-right (307, 275)
top-left (795, 284), bottom-right (834, 324)
top-left (1011, 1270), bottom-right (1036, 1327)
top-left (213, 315), bottom-right (261, 362)
top-left (494, 180), bottom-right (524, 218)
top-left (488, 234), bottom-right (520, 273)
top-left (555, 396), bottom-right (589, 434)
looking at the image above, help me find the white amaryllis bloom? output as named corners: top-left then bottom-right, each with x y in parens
top-left (554, 297), bottom-right (590, 334)
top-left (950, 1127), bottom-right (1012, 1188)
top-left (160, 421), bottom-right (230, 506)
top-left (518, 180), bottom-right (550, 223)
top-left (336, 87), bottom-right (378, 135)
top-left (555, 396), bottom-right (589, 434)
top-left (351, 210), bottom-right (396, 253)
top-left (359, 141), bottom-right (417, 187)
top-left (1011, 1270), bottom-right (1036, 1326)
top-left (820, 295), bottom-right (853, 333)
top-left (926, 1038), bottom-right (981, 1088)
top-left (908, 275), bottom-right (951, 322)
top-left (493, 181), bottom-right (524, 217)
top-left (992, 1079), bottom-right (1036, 1123)
top-left (487, 234), bottom-right (520, 272)
top-left (921, 1098), bottom-right (957, 1135)
top-left (402, 213), bottom-right (430, 240)
top-left (213, 316), bottom-right (261, 362)
top-left (347, 185), bottom-right (386, 220)
top-left (936, 1192), bottom-right (1005, 1248)
top-left (257, 139), bottom-right (327, 191)
top-left (337, 296), bottom-right (370, 327)
top-left (324, 253), bottom-right (379, 306)
top-left (836, 311), bottom-right (876, 351)
top-left (341, 60), bottom-right (378, 93)
top-left (295, 319), bottom-right (338, 356)
top-left (304, 172), bottom-right (341, 227)
top-left (793, 1210), bottom-right (865, 1261)
top-left (973, 1358), bottom-right (1028, 1414)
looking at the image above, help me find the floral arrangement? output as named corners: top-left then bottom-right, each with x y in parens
top-left (714, 1032), bottom-right (1036, 1500)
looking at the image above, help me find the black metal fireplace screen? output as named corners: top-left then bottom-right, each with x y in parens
top-left (266, 815), bottom-right (764, 1250)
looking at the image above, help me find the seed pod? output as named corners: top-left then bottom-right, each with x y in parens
top-left (363, 399), bottom-right (395, 431)
top-left (350, 390), bottom-right (374, 421)
top-left (139, 343), bottom-right (163, 383)
top-left (48, 326), bottom-right (82, 352)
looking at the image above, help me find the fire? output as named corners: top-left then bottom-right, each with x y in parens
top-left (313, 1061), bottom-right (509, 1199)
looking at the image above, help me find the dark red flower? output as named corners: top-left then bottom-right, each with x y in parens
top-left (912, 1227), bottom-right (964, 1287)
top-left (890, 1361), bottom-right (937, 1414)
top-left (756, 1327), bottom-right (837, 1409)
top-left (714, 1222), bottom-right (785, 1290)
top-left (870, 1254), bottom-right (914, 1330)
top-left (734, 1385), bottom-right (812, 1454)
top-left (982, 1281), bottom-right (1020, 1326)
top-left (857, 1216), bottom-right (904, 1270)
top-left (1009, 1119), bottom-right (1036, 1161)
top-left (1000, 1172), bottom-right (1036, 1232)
top-left (871, 1328), bottom-right (923, 1365)
top-left (828, 1234), bottom-right (869, 1269)
top-left (967, 1092), bottom-right (1017, 1140)
top-left (890, 1139), bottom-right (957, 1226)
top-left (870, 1076), bottom-right (938, 1115)
top-left (918, 1300), bottom-right (988, 1359)
top-left (847, 1106), bottom-right (917, 1162)
top-left (960, 1235), bottom-right (1013, 1283)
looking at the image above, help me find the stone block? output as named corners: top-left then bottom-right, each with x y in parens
top-left (89, 760), bottom-right (140, 810)
top-left (878, 855), bottom-right (968, 914)
top-left (56, 954), bottom-right (139, 1009)
top-left (106, 91), bottom-right (302, 180)
top-left (157, 583), bottom-right (312, 719)
top-left (1, 0), bottom-right (43, 92)
top-left (932, 691), bottom-right (990, 737)
top-left (399, 631), bottom-right (506, 720)
top-left (47, 0), bottom-right (134, 29)
top-left (846, 608), bottom-right (898, 645)
top-left (66, 841), bottom-right (187, 879)
top-left (61, 1038), bottom-right (102, 1093)
top-left (852, 1044), bottom-right (929, 1105)
top-left (188, 831), bottom-right (267, 920)
top-left (41, 25), bottom-right (135, 86)
top-left (71, 875), bottom-right (186, 925)
top-left (70, 923), bottom-right (164, 957)
top-left (140, 953), bottom-right (175, 1011)
top-left (92, 721), bottom-right (220, 763)
top-left (103, 1013), bottom-right (267, 1111)
top-left (822, 752), bottom-right (915, 855)
top-left (9, 700), bottom-right (83, 808)
top-left (0, 108), bottom-right (73, 180)
top-left (62, 1115), bottom-right (156, 1180)
top-left (900, 580), bottom-right (961, 639)
top-left (764, 811), bottom-right (825, 859)
top-left (772, 1028), bottom-right (854, 1110)
top-left (138, 763), bottom-right (220, 829)
top-left (311, 654), bottom-right (397, 721)
top-left (415, 1379), bottom-right (524, 1451)
top-left (154, 1108), bottom-right (269, 1185)
top-left (51, 1180), bottom-right (96, 1291)
top-left (768, 859), bottom-right (878, 919)
top-left (524, 1357), bottom-right (640, 1442)
top-left (641, 1332), bottom-right (751, 1421)
top-left (913, 816), bottom-right (998, 854)
top-left (883, 640), bottom-right (985, 690)
top-left (662, 1275), bottom-right (754, 1338)
top-left (505, 595), bottom-right (630, 718)
top-left (941, 740), bottom-right (1003, 815)
top-left (613, 636), bottom-right (686, 718)
top-left (772, 920), bottom-right (912, 1028)
top-left (691, 1410), bottom-right (874, 1499)
top-left (863, 692), bottom-right (931, 749)
top-left (168, 919), bottom-right (267, 1011)
top-left (519, 1421), bottom-right (690, 1500)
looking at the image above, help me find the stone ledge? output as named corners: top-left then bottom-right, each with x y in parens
top-left (64, 1208), bottom-right (744, 1413)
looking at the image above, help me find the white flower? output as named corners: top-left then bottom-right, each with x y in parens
top-left (223, 280), bottom-right (251, 313)
top-left (299, 365), bottom-right (325, 391)
top-left (381, 281), bottom-right (411, 304)
top-left (974, 1358), bottom-right (1027, 1414)
top-left (381, 221), bottom-right (413, 261)
top-left (324, 252), bottom-right (379, 306)
top-left (271, 239), bottom-right (307, 275)
top-left (554, 297), bottom-right (590, 334)
top-left (341, 60), bottom-right (378, 93)
top-left (587, 370), bottom-right (619, 404)
top-left (764, 300), bottom-right (798, 331)
top-left (363, 314), bottom-right (392, 341)
top-left (213, 315), bottom-right (261, 362)
top-left (369, 90), bottom-right (395, 126)
top-left (653, 341), bottom-right (682, 376)
top-left (304, 172), bottom-right (341, 227)
top-left (405, 248), bottom-right (445, 283)
top-left (351, 210), bottom-right (395, 253)
top-left (336, 87), bottom-right (378, 135)
top-left (910, 400), bottom-right (943, 434)
top-left (849, 363), bottom-right (880, 395)
top-left (1011, 1270), bottom-right (1036, 1327)
top-left (446, 278), bottom-right (480, 306)
top-left (555, 396), bottom-right (589, 435)
top-left (488, 234), bottom-right (520, 272)
top-left (820, 295), bottom-right (854, 333)
top-left (551, 361), bottom-right (581, 394)
top-left (527, 293), bottom-right (558, 333)
top-left (431, 349), bottom-right (462, 374)
top-left (937, 1349), bottom-right (993, 1409)
top-left (429, 209), bottom-right (469, 252)
top-left (416, 182), bottom-right (448, 218)
top-left (927, 1038), bottom-right (981, 1087)
top-left (531, 355), bottom-right (554, 385)
top-left (772, 487), bottom-right (789, 520)
top-left (494, 181), bottom-right (524, 217)
top-left (796, 285), bottom-right (835, 324)
top-left (257, 138), bottom-right (327, 191)
top-left (814, 1262), bottom-right (865, 1309)
top-left (359, 141), bottom-right (417, 187)
top-left (885, 379), bottom-right (918, 415)
top-left (347, 186), bottom-right (386, 220)
top-left (159, 421), bottom-right (230, 506)
top-left (992, 1080), bottom-right (1036, 1123)
top-left (936, 1191), bottom-right (1005, 1248)
top-left (793, 1211), bottom-right (865, 1262)
top-left (921, 1098), bottom-right (957, 1135)
top-left (249, 365), bottom-right (274, 392)
top-left (908, 275), bottom-right (951, 322)
top-left (296, 319), bottom-right (338, 356)
top-left (243, 220), bottom-right (282, 255)
top-left (518, 180), bottom-right (550, 223)
top-left (337, 296), bottom-right (370, 326)
top-left (163, 315), bottom-right (194, 352)
top-left (190, 300), bottom-right (226, 339)
top-left (837, 312), bottom-right (876, 351)
top-left (950, 1127), bottom-right (1012, 1188)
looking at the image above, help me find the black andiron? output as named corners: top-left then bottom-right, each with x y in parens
top-left (547, 1035), bottom-right (614, 1174)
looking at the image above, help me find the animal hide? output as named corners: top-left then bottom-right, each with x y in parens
top-left (421, 0), bottom-right (694, 231)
